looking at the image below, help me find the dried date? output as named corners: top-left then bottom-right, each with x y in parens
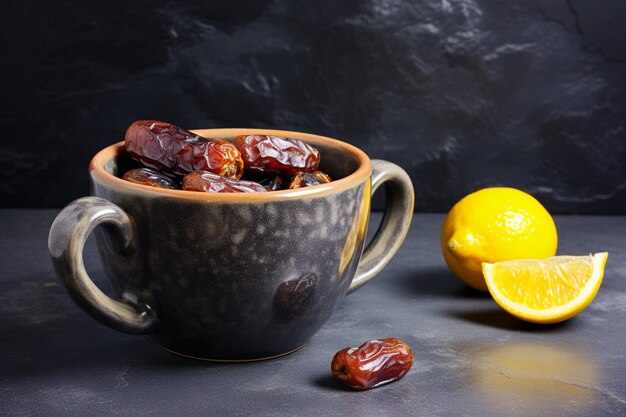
top-left (234, 134), bottom-right (320, 176)
top-left (182, 170), bottom-right (266, 193)
top-left (288, 171), bottom-right (332, 189)
top-left (125, 120), bottom-right (244, 179)
top-left (122, 168), bottom-right (179, 189)
top-left (331, 338), bottom-right (413, 390)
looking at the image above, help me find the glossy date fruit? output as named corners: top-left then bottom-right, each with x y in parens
top-left (331, 338), bottom-right (413, 390)
top-left (288, 171), bottom-right (332, 189)
top-left (122, 168), bottom-right (179, 189)
top-left (233, 134), bottom-right (320, 176)
top-left (182, 171), bottom-right (266, 193)
top-left (125, 120), bottom-right (244, 179)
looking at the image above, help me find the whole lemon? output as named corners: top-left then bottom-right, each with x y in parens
top-left (441, 187), bottom-right (557, 291)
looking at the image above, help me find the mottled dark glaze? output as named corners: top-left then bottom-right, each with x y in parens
top-left (49, 129), bottom-right (414, 361)
top-left (93, 169), bottom-right (367, 359)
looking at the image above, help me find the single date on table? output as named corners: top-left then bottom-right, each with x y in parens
top-left (331, 338), bottom-right (413, 390)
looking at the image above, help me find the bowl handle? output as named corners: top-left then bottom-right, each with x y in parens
top-left (48, 197), bottom-right (159, 334)
top-left (348, 160), bottom-right (414, 293)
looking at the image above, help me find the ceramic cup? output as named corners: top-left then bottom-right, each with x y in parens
top-left (48, 128), bottom-right (414, 361)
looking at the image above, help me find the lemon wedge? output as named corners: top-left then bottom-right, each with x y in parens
top-left (482, 252), bottom-right (608, 323)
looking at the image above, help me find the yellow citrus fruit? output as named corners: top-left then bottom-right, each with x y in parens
top-left (441, 187), bottom-right (557, 291)
top-left (482, 252), bottom-right (608, 323)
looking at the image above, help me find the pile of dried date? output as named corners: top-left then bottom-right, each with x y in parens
top-left (121, 120), bottom-right (332, 193)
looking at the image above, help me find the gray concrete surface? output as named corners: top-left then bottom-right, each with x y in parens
top-left (0, 210), bottom-right (624, 416)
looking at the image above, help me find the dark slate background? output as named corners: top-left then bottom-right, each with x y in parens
top-left (2, 0), bottom-right (626, 212)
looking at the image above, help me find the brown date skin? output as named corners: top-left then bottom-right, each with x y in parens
top-left (125, 120), bottom-right (244, 179)
top-left (331, 338), bottom-right (413, 390)
top-left (122, 168), bottom-right (179, 189)
top-left (182, 170), bottom-right (266, 193)
top-left (288, 171), bottom-right (332, 189)
top-left (234, 134), bottom-right (320, 176)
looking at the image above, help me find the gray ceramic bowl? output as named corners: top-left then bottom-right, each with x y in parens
top-left (49, 128), bottom-right (414, 361)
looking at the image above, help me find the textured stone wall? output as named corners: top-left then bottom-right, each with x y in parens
top-left (2, 0), bottom-right (625, 212)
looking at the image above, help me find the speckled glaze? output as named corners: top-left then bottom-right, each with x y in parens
top-left (49, 128), bottom-right (414, 361)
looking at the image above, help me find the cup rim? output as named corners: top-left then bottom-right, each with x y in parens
top-left (90, 128), bottom-right (372, 201)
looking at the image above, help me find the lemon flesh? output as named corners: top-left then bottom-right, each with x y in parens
top-left (482, 252), bottom-right (608, 323)
top-left (441, 187), bottom-right (558, 291)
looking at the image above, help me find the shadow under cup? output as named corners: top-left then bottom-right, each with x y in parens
top-left (49, 129), bottom-right (413, 361)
